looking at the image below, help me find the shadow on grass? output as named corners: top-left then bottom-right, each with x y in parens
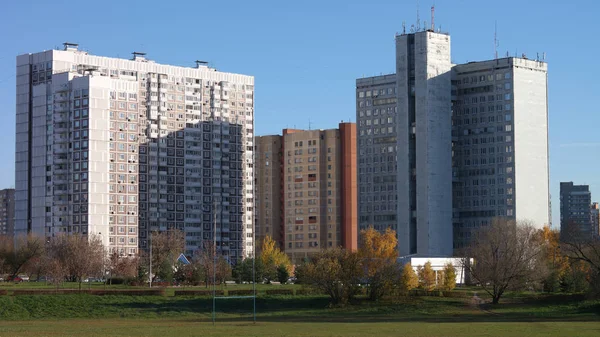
top-left (108, 295), bottom-right (600, 324)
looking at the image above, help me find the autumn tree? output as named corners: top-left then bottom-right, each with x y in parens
top-left (259, 236), bottom-right (292, 282)
top-left (149, 230), bottom-right (185, 282)
top-left (108, 253), bottom-right (139, 284)
top-left (441, 262), bottom-right (457, 291)
top-left (417, 261), bottom-right (436, 291)
top-left (539, 226), bottom-right (569, 292)
top-left (398, 263), bottom-right (419, 294)
top-left (297, 248), bottom-right (362, 305)
top-left (359, 227), bottom-right (400, 301)
top-left (0, 235), bottom-right (45, 279)
top-left (461, 218), bottom-right (547, 304)
top-left (561, 223), bottom-right (600, 295)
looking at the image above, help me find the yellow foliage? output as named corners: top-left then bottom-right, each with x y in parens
top-left (442, 262), bottom-right (456, 291)
top-left (399, 263), bottom-right (419, 293)
top-left (359, 227), bottom-right (398, 276)
top-left (260, 236), bottom-right (292, 274)
top-left (417, 261), bottom-right (436, 291)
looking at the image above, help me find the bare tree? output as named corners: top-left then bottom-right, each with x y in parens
top-left (461, 218), bottom-right (547, 304)
top-left (561, 223), bottom-right (600, 294)
top-left (149, 230), bottom-right (185, 281)
top-left (47, 234), bottom-right (105, 291)
top-left (108, 252), bottom-right (139, 284)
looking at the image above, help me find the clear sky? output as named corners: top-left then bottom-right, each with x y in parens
top-left (0, 0), bottom-right (598, 228)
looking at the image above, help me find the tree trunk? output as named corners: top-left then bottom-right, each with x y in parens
top-left (492, 295), bottom-right (500, 304)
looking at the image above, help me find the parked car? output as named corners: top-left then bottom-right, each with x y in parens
top-left (6, 275), bottom-right (23, 282)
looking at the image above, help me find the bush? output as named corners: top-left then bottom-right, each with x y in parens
top-left (173, 290), bottom-right (223, 296)
top-left (11, 289), bottom-right (166, 296)
top-left (106, 277), bottom-right (135, 285)
top-left (227, 289), bottom-right (254, 296)
top-left (266, 289), bottom-right (293, 296)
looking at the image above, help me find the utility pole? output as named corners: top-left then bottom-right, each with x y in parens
top-left (149, 231), bottom-right (152, 288)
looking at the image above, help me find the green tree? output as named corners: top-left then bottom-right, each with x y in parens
top-left (417, 261), bottom-right (436, 291)
top-left (277, 264), bottom-right (290, 284)
top-left (157, 258), bottom-right (174, 282)
top-left (441, 262), bottom-right (456, 291)
top-left (399, 263), bottom-right (418, 294)
top-left (298, 248), bottom-right (362, 306)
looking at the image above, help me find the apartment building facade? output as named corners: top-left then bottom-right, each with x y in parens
top-left (452, 57), bottom-right (549, 248)
top-left (0, 189), bottom-right (15, 236)
top-left (357, 30), bottom-right (550, 254)
top-left (560, 182), bottom-right (592, 237)
top-left (15, 45), bottom-right (254, 262)
top-left (255, 123), bottom-right (357, 263)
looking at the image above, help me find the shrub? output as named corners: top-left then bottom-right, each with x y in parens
top-left (227, 289), bottom-right (254, 296)
top-left (174, 290), bottom-right (223, 296)
top-left (266, 289), bottom-right (293, 296)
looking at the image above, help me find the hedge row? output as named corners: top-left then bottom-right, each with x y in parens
top-left (0, 289), bottom-right (7, 296)
top-left (174, 290), bottom-right (224, 296)
top-left (265, 289), bottom-right (294, 296)
top-left (10, 289), bottom-right (166, 296)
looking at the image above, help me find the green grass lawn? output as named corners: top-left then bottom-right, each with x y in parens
top-left (0, 287), bottom-right (598, 336)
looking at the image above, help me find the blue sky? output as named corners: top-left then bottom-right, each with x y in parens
top-left (0, 0), bottom-right (598, 228)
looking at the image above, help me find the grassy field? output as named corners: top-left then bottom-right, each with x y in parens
top-left (0, 289), bottom-right (598, 336)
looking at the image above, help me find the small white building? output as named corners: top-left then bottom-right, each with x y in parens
top-left (397, 256), bottom-right (471, 285)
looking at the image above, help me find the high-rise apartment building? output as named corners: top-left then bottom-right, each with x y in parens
top-left (358, 30), bottom-right (453, 257)
top-left (591, 202), bottom-right (599, 237)
top-left (452, 58), bottom-right (549, 248)
top-left (15, 44), bottom-right (254, 262)
top-left (560, 182), bottom-right (592, 237)
top-left (0, 189), bottom-right (15, 236)
top-left (357, 29), bottom-right (550, 254)
top-left (255, 123), bottom-right (357, 263)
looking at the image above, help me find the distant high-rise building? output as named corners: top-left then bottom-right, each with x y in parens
top-left (0, 189), bottom-right (15, 236)
top-left (357, 29), bottom-right (550, 255)
top-left (591, 202), bottom-right (599, 237)
top-left (15, 44), bottom-right (255, 262)
top-left (255, 123), bottom-right (357, 263)
top-left (560, 182), bottom-right (592, 237)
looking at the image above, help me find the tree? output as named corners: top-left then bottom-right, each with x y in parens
top-left (277, 264), bottom-right (290, 284)
top-left (46, 234), bottom-right (105, 291)
top-left (461, 218), bottom-right (547, 304)
top-left (561, 223), bottom-right (600, 295)
top-left (441, 262), bottom-right (457, 291)
top-left (149, 230), bottom-right (185, 282)
top-left (417, 261), bottom-right (436, 291)
top-left (297, 248), bottom-right (362, 306)
top-left (539, 226), bottom-right (569, 293)
top-left (0, 235), bottom-right (45, 279)
top-left (259, 236), bottom-right (292, 282)
top-left (196, 240), bottom-right (232, 286)
top-left (359, 227), bottom-right (400, 301)
top-left (398, 263), bottom-right (419, 294)
top-left (108, 253), bottom-right (139, 284)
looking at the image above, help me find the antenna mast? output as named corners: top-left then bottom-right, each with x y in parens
top-left (416, 0), bottom-right (420, 31)
top-left (431, 5), bottom-right (435, 31)
top-left (494, 21), bottom-right (499, 59)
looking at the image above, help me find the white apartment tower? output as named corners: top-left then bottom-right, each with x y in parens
top-left (357, 30), bottom-right (550, 254)
top-left (15, 44), bottom-right (255, 262)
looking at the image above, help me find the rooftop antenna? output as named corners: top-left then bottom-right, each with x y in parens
top-left (402, 21), bottom-right (406, 34)
top-left (494, 21), bottom-right (499, 59)
top-left (308, 118), bottom-right (312, 130)
top-left (416, 0), bottom-right (421, 31)
top-left (431, 5), bottom-right (435, 31)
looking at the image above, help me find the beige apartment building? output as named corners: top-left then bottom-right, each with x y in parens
top-left (255, 123), bottom-right (357, 263)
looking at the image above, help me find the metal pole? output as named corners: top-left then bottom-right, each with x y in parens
top-left (149, 231), bottom-right (152, 288)
top-left (212, 203), bottom-right (217, 325)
